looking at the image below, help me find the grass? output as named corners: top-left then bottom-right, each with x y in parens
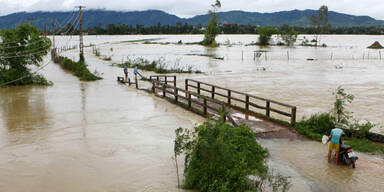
top-left (55, 56), bottom-right (103, 81)
top-left (113, 57), bottom-right (202, 74)
top-left (294, 113), bottom-right (384, 154)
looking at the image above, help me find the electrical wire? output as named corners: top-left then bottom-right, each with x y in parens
top-left (0, 60), bottom-right (52, 87)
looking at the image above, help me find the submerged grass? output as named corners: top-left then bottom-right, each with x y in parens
top-left (55, 56), bottom-right (102, 81)
top-left (113, 57), bottom-right (202, 74)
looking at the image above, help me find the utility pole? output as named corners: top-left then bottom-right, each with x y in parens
top-left (76, 6), bottom-right (86, 58)
top-left (52, 18), bottom-right (55, 50)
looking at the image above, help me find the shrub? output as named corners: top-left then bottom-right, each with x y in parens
top-left (294, 113), bottom-right (335, 141)
top-left (56, 56), bottom-right (102, 81)
top-left (280, 28), bottom-right (298, 46)
top-left (257, 26), bottom-right (276, 45)
top-left (175, 114), bottom-right (291, 192)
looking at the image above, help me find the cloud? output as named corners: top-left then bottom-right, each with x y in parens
top-left (0, 0), bottom-right (383, 19)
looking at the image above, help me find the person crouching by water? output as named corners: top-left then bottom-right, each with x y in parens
top-left (124, 65), bottom-right (128, 81)
top-left (326, 128), bottom-right (345, 165)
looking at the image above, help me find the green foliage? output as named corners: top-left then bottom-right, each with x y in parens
top-left (332, 86), bottom-right (354, 127)
top-left (0, 24), bottom-right (51, 86)
top-left (344, 138), bottom-right (384, 154)
top-left (349, 120), bottom-right (374, 139)
top-left (257, 26), bottom-right (276, 45)
top-left (294, 113), bottom-right (335, 141)
top-left (56, 56), bottom-right (102, 81)
top-left (116, 57), bottom-right (202, 74)
top-left (280, 28), bottom-right (298, 46)
top-left (175, 114), bottom-right (291, 192)
top-left (201, 0), bottom-right (221, 46)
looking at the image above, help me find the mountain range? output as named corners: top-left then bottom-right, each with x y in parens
top-left (0, 9), bottom-right (383, 30)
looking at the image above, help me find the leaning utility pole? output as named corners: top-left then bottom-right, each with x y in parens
top-left (52, 18), bottom-right (55, 50)
top-left (76, 6), bottom-right (86, 58)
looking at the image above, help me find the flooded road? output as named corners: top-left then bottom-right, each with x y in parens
top-left (1, 34), bottom-right (384, 191)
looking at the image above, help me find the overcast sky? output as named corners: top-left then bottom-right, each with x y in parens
top-left (1, 0), bottom-right (383, 20)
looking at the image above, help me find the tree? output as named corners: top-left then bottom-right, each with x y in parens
top-left (0, 24), bottom-right (51, 86)
top-left (258, 26), bottom-right (276, 45)
top-left (280, 28), bottom-right (298, 46)
top-left (332, 86), bottom-right (354, 127)
top-left (201, 0), bottom-right (221, 47)
top-left (310, 5), bottom-right (330, 46)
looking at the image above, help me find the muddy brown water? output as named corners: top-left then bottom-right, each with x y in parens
top-left (1, 35), bottom-right (384, 191)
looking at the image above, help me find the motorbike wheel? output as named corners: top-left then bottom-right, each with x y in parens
top-left (351, 160), bottom-right (356, 168)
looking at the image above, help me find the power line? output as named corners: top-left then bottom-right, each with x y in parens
top-left (0, 60), bottom-right (52, 87)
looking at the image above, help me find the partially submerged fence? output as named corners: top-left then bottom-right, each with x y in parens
top-left (185, 79), bottom-right (297, 125)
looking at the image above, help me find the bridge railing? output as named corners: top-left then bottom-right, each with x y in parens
top-left (185, 79), bottom-right (296, 125)
top-left (150, 75), bottom-right (176, 87)
top-left (152, 80), bottom-right (238, 125)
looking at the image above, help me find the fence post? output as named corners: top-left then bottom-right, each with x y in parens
top-left (197, 82), bottom-right (201, 94)
top-left (291, 107), bottom-right (297, 126)
top-left (135, 75), bottom-right (138, 89)
top-left (228, 90), bottom-right (231, 105)
top-left (175, 89), bottom-right (178, 102)
top-left (222, 104), bottom-right (227, 121)
top-left (165, 76), bottom-right (168, 85)
top-left (204, 98), bottom-right (207, 115)
top-left (212, 86), bottom-right (215, 99)
top-left (152, 81), bottom-right (155, 93)
top-left (245, 95), bottom-right (249, 111)
top-left (162, 84), bottom-right (166, 97)
top-left (185, 79), bottom-right (189, 98)
top-left (188, 94), bottom-right (192, 108)
top-left (173, 76), bottom-right (176, 87)
top-left (266, 101), bottom-right (270, 117)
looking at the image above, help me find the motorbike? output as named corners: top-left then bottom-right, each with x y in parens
top-left (338, 143), bottom-right (359, 168)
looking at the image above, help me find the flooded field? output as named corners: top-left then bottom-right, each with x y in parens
top-left (1, 34), bottom-right (384, 191)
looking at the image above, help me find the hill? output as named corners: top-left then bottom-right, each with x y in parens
top-left (0, 9), bottom-right (382, 30)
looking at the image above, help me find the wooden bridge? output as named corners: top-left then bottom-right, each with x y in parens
top-left (118, 75), bottom-right (299, 136)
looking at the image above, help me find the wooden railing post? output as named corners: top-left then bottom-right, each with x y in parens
top-left (245, 95), bottom-right (249, 111)
top-left (212, 86), bottom-right (215, 99)
top-left (152, 81), bottom-right (155, 93)
top-left (173, 76), bottom-right (176, 87)
top-left (162, 84), bottom-right (166, 97)
top-left (228, 90), bottom-right (231, 105)
top-left (175, 89), bottom-right (178, 102)
top-left (165, 76), bottom-right (168, 85)
top-left (222, 104), bottom-right (227, 121)
top-left (204, 98), bottom-right (207, 115)
top-left (188, 93), bottom-right (192, 108)
top-left (291, 107), bottom-right (297, 126)
top-left (266, 101), bottom-right (270, 117)
top-left (135, 75), bottom-right (138, 89)
top-left (197, 82), bottom-right (201, 94)
top-left (185, 79), bottom-right (189, 98)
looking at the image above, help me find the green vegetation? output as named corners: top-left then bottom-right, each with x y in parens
top-left (279, 28), bottom-right (298, 46)
top-left (294, 86), bottom-right (384, 154)
top-left (54, 55), bottom-right (102, 81)
top-left (175, 114), bottom-right (291, 192)
top-left (201, 0), bottom-right (221, 47)
top-left (257, 26), bottom-right (276, 46)
top-left (310, 5), bottom-right (330, 46)
top-left (113, 57), bottom-right (202, 74)
top-left (0, 24), bottom-right (52, 86)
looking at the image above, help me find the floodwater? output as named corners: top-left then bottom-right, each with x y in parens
top-left (1, 34), bottom-right (384, 191)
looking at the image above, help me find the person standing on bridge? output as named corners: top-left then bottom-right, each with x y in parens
top-left (326, 128), bottom-right (345, 165)
top-left (134, 65), bottom-right (138, 80)
top-left (124, 65), bottom-right (128, 81)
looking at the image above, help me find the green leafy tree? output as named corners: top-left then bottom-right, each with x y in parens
top-left (175, 113), bottom-right (291, 192)
top-left (258, 26), bottom-right (276, 45)
top-left (0, 24), bottom-right (51, 86)
top-left (310, 5), bottom-right (330, 46)
top-left (332, 86), bottom-right (354, 127)
top-left (280, 28), bottom-right (298, 46)
top-left (201, 0), bottom-right (221, 47)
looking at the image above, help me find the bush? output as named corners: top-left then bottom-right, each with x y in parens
top-left (345, 138), bottom-right (384, 153)
top-left (257, 26), bottom-right (276, 45)
top-left (294, 113), bottom-right (335, 141)
top-left (175, 114), bottom-right (291, 192)
top-left (56, 56), bottom-right (102, 81)
top-left (280, 28), bottom-right (298, 46)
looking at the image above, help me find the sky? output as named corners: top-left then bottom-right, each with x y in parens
top-left (1, 0), bottom-right (384, 20)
